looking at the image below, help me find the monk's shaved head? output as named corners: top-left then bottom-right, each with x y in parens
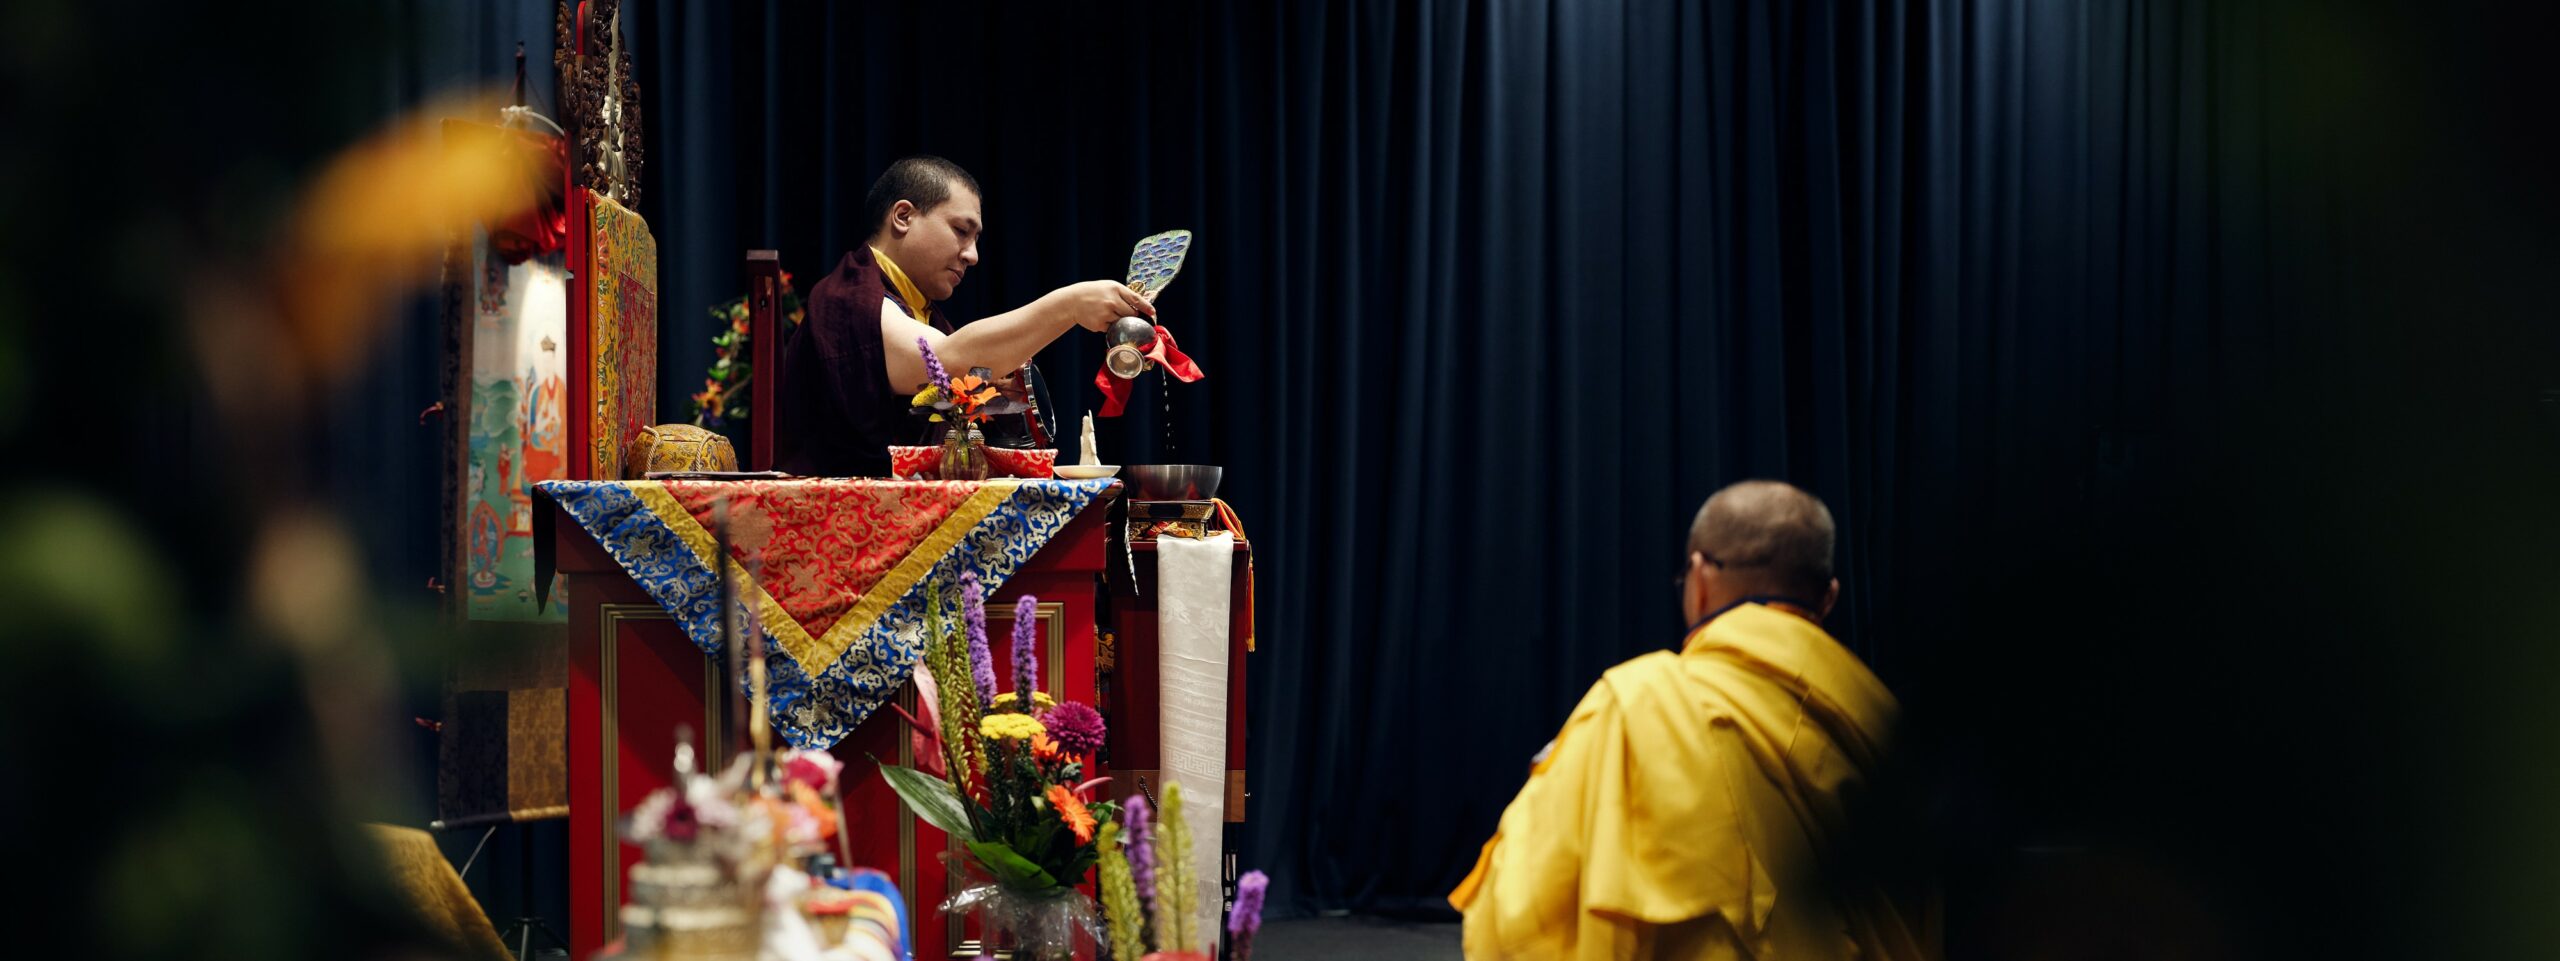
top-left (1689, 480), bottom-right (1835, 602)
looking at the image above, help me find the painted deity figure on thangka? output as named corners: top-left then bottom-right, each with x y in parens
top-left (463, 226), bottom-right (571, 620)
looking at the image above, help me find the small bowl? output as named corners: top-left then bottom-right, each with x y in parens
top-left (1126, 464), bottom-right (1223, 501)
top-left (1053, 464), bottom-right (1121, 480)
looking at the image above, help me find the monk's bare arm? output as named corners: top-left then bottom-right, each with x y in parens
top-left (880, 280), bottom-right (1154, 389)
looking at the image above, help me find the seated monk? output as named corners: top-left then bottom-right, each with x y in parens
top-left (773, 155), bottom-right (1155, 476)
top-left (1452, 480), bottom-right (1935, 961)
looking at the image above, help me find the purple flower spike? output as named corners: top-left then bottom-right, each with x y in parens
top-left (1011, 595), bottom-right (1040, 702)
top-left (1228, 870), bottom-right (1269, 936)
top-left (961, 569), bottom-right (995, 709)
top-left (1123, 796), bottom-right (1156, 902)
top-left (918, 336), bottom-right (950, 390)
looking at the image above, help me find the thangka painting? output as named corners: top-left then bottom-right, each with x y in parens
top-left (465, 228), bottom-right (572, 621)
top-left (587, 189), bottom-right (659, 480)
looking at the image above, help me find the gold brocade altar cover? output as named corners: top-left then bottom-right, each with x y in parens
top-left (536, 477), bottom-right (1115, 747)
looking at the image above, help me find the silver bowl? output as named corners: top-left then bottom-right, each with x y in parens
top-left (1126, 464), bottom-right (1223, 501)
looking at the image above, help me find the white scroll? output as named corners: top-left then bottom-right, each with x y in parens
top-left (1155, 531), bottom-right (1234, 945)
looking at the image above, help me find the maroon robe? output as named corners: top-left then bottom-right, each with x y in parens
top-left (771, 247), bottom-right (952, 477)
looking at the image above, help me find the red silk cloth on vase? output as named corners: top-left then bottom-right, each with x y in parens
top-left (1094, 325), bottom-right (1205, 416)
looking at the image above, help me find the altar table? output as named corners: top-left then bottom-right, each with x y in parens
top-left (538, 477), bottom-right (1119, 961)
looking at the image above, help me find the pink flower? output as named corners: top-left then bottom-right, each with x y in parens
top-left (663, 797), bottom-right (700, 843)
top-left (783, 750), bottom-right (844, 795)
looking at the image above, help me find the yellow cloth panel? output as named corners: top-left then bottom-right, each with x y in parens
top-left (366, 824), bottom-right (512, 961)
top-left (505, 686), bottom-right (566, 816)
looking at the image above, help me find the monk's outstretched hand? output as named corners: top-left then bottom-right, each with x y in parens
top-left (1052, 279), bottom-right (1157, 332)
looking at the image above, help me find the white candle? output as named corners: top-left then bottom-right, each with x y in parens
top-left (1080, 411), bottom-right (1101, 466)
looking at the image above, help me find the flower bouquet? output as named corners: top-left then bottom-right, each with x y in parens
top-left (878, 569), bottom-right (1115, 960)
top-left (908, 337), bottom-right (1032, 428)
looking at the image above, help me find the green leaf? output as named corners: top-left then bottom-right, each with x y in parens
top-left (966, 840), bottom-right (1061, 890)
top-left (1058, 846), bottom-right (1099, 886)
top-left (877, 764), bottom-right (976, 842)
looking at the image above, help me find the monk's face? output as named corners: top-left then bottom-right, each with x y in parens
top-left (885, 184), bottom-right (983, 301)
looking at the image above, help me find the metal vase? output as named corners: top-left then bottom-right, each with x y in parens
top-left (1104, 316), bottom-right (1158, 379)
top-left (938, 423), bottom-right (991, 481)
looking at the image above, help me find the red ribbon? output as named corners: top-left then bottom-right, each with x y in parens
top-left (1094, 324), bottom-right (1205, 416)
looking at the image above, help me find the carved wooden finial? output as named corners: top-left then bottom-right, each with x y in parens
top-left (555, 0), bottom-right (644, 206)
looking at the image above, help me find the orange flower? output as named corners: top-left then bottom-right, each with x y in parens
top-left (945, 373), bottom-right (998, 415)
top-left (1030, 731), bottom-right (1062, 762)
top-left (791, 782), bottom-right (839, 842)
top-left (1047, 784), bottom-right (1095, 844)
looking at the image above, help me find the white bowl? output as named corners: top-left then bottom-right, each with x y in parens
top-left (1053, 464), bottom-right (1121, 480)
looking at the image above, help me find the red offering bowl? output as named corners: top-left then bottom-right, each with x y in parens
top-left (888, 446), bottom-right (1058, 479)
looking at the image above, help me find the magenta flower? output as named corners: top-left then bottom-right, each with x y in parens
top-left (1122, 796), bottom-right (1156, 902)
top-left (1011, 594), bottom-right (1040, 702)
top-left (663, 797), bottom-right (700, 843)
top-left (1043, 701), bottom-right (1106, 758)
top-left (961, 568), bottom-right (995, 709)
top-left (918, 336), bottom-right (950, 390)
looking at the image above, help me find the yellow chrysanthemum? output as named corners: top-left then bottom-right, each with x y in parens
top-left (989, 691), bottom-right (1057, 711)
top-left (979, 713), bottom-right (1048, 741)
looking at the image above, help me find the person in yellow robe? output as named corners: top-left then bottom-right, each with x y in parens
top-left (1452, 480), bottom-right (1935, 961)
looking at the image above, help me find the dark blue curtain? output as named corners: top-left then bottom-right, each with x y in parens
top-left (620, 3), bottom-right (2560, 954)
